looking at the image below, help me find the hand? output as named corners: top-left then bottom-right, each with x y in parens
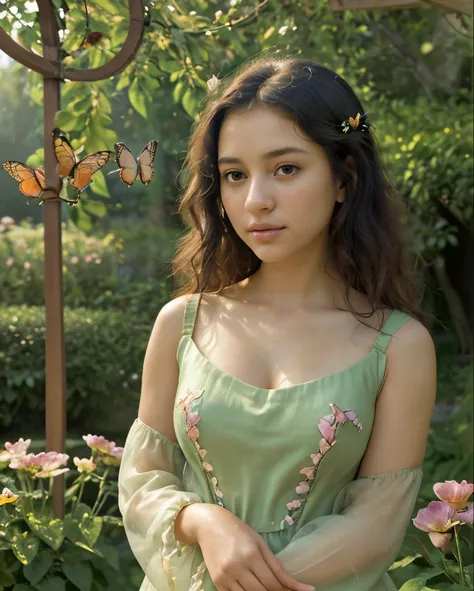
top-left (195, 505), bottom-right (315, 591)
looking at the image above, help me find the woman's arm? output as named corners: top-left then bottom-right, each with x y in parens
top-left (118, 296), bottom-right (207, 591)
top-left (275, 318), bottom-right (437, 590)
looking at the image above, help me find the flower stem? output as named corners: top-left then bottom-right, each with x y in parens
top-left (91, 468), bottom-right (110, 516)
top-left (75, 477), bottom-right (86, 511)
top-left (454, 526), bottom-right (465, 585)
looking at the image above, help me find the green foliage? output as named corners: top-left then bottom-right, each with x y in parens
top-left (0, 304), bottom-right (151, 431)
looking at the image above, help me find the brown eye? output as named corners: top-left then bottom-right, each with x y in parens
top-left (278, 164), bottom-right (299, 176)
top-left (223, 171), bottom-right (244, 182)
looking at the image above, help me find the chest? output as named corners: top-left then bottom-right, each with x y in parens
top-left (192, 302), bottom-right (381, 390)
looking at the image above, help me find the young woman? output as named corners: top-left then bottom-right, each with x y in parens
top-left (118, 56), bottom-right (437, 591)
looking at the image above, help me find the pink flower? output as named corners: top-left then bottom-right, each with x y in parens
top-left (456, 503), bottom-right (473, 523)
top-left (311, 453), bottom-right (322, 467)
top-left (84, 254), bottom-right (93, 263)
top-left (24, 262), bottom-right (31, 270)
top-left (0, 216), bottom-right (15, 226)
top-left (413, 501), bottom-right (461, 533)
top-left (318, 418), bottom-right (336, 443)
top-left (433, 480), bottom-right (473, 511)
top-left (202, 461), bottom-right (214, 472)
top-left (286, 499), bottom-right (302, 510)
top-left (428, 531), bottom-right (453, 554)
top-left (70, 256), bottom-right (79, 264)
top-left (10, 451), bottom-right (69, 478)
top-left (35, 452), bottom-right (69, 478)
top-left (82, 434), bottom-right (116, 455)
top-left (187, 426), bottom-right (200, 442)
top-left (4, 438), bottom-right (31, 457)
top-left (284, 515), bottom-right (294, 525)
top-left (330, 403), bottom-right (348, 424)
top-left (186, 411), bottom-right (201, 428)
top-left (198, 448), bottom-right (207, 458)
top-left (300, 466), bottom-right (316, 480)
top-left (9, 453), bottom-right (43, 473)
top-left (296, 481), bottom-right (310, 495)
top-left (6, 257), bottom-right (14, 267)
top-left (73, 457), bottom-right (96, 473)
top-left (319, 438), bottom-right (332, 455)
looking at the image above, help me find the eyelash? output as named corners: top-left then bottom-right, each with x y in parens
top-left (222, 164), bottom-right (300, 183)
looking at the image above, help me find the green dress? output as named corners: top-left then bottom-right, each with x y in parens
top-left (119, 293), bottom-right (423, 591)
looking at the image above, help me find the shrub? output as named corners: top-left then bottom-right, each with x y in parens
top-left (0, 305), bottom-right (155, 433)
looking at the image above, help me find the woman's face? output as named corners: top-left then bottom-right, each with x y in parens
top-left (217, 104), bottom-right (345, 264)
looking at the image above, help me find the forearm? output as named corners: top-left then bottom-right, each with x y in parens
top-left (174, 502), bottom-right (229, 545)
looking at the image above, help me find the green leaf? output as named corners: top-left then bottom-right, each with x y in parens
top-left (82, 199), bottom-right (107, 217)
top-left (71, 207), bottom-right (93, 233)
top-left (13, 585), bottom-right (30, 591)
top-left (182, 87), bottom-right (197, 119)
top-left (23, 549), bottom-right (55, 584)
top-left (61, 562), bottom-right (92, 591)
top-left (89, 170), bottom-right (110, 199)
top-left (390, 554), bottom-right (423, 570)
top-left (33, 576), bottom-right (67, 591)
top-left (116, 70), bottom-right (130, 91)
top-left (173, 81), bottom-right (185, 103)
top-left (11, 530), bottom-right (39, 565)
top-left (64, 506), bottom-right (102, 550)
top-left (54, 110), bottom-right (78, 133)
top-left (23, 500), bottom-right (65, 551)
top-left (128, 78), bottom-right (147, 119)
top-left (94, 540), bottom-right (119, 570)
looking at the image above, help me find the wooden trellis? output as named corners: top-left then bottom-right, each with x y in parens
top-left (0, 0), bottom-right (145, 516)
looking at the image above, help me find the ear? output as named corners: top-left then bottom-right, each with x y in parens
top-left (336, 156), bottom-right (357, 203)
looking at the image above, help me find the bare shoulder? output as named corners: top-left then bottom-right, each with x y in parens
top-left (383, 315), bottom-right (437, 407)
top-left (138, 294), bottom-right (194, 442)
top-left (387, 315), bottom-right (435, 359)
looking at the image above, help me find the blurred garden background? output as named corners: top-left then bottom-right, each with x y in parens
top-left (0, 0), bottom-right (473, 589)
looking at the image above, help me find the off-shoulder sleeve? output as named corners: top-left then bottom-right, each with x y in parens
top-left (275, 466), bottom-right (423, 591)
top-left (118, 418), bottom-right (205, 591)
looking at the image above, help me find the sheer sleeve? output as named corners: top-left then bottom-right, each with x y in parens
top-left (275, 467), bottom-right (423, 591)
top-left (118, 418), bottom-right (204, 591)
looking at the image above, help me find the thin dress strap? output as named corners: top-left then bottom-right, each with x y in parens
top-left (373, 309), bottom-right (411, 354)
top-left (181, 293), bottom-right (202, 338)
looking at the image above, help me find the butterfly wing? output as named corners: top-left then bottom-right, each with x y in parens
top-left (69, 151), bottom-right (111, 193)
top-left (2, 161), bottom-right (45, 199)
top-left (137, 140), bottom-right (158, 185)
top-left (52, 128), bottom-right (78, 177)
top-left (114, 143), bottom-right (139, 186)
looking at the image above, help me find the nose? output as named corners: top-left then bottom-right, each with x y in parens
top-left (244, 175), bottom-right (274, 213)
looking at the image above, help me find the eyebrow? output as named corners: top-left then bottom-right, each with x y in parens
top-left (217, 146), bottom-right (310, 165)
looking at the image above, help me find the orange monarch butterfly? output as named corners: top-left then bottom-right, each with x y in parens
top-left (1, 161), bottom-right (47, 205)
top-left (112, 140), bottom-right (158, 186)
top-left (52, 127), bottom-right (112, 197)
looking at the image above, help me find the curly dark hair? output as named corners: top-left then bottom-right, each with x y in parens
top-left (170, 55), bottom-right (425, 325)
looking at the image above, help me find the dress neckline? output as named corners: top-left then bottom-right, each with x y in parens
top-left (183, 334), bottom-right (383, 394)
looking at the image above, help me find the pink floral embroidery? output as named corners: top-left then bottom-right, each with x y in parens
top-left (177, 388), bottom-right (225, 507)
top-left (280, 402), bottom-right (363, 530)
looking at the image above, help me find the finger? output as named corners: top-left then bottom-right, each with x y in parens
top-left (238, 570), bottom-right (271, 591)
top-left (249, 559), bottom-right (285, 591)
top-left (258, 540), bottom-right (315, 591)
top-left (228, 580), bottom-right (253, 591)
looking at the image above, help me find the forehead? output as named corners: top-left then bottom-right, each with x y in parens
top-left (218, 104), bottom-right (316, 156)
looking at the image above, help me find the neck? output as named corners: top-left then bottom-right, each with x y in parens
top-left (241, 244), bottom-right (346, 313)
